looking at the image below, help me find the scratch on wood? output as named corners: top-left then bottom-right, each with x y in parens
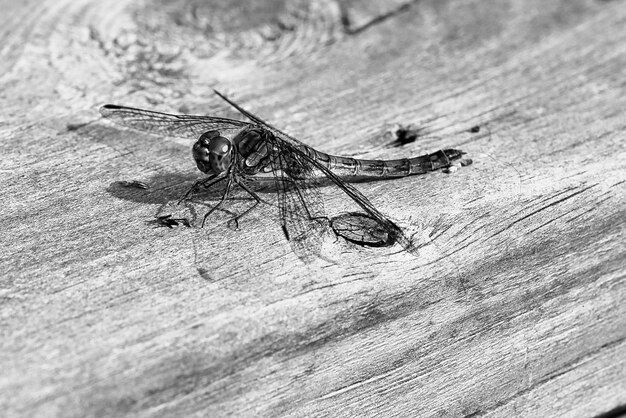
top-left (527, 206), bottom-right (581, 234)
top-left (487, 184), bottom-right (597, 240)
top-left (315, 369), bottom-right (395, 401)
top-left (565, 206), bottom-right (596, 224)
top-left (340, 0), bottom-right (417, 35)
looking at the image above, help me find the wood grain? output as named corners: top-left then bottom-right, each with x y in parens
top-left (1, 0), bottom-right (625, 417)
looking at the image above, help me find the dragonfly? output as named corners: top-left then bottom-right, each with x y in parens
top-left (100, 90), bottom-right (466, 261)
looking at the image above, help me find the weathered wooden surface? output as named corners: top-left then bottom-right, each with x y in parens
top-left (1, 0), bottom-right (625, 416)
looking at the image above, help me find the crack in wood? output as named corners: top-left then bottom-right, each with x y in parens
top-left (487, 184), bottom-right (597, 241)
top-left (339, 0), bottom-right (418, 35)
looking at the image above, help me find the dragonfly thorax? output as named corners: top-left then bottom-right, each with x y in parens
top-left (233, 127), bottom-right (272, 174)
top-left (192, 130), bottom-right (233, 174)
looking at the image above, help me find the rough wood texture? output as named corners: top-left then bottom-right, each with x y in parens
top-left (1, 0), bottom-right (625, 417)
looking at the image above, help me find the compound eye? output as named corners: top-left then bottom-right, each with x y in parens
top-left (199, 130), bottom-right (220, 142)
top-left (208, 137), bottom-right (231, 156)
top-left (193, 141), bottom-right (209, 157)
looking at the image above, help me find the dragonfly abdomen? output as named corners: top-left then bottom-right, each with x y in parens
top-left (303, 147), bottom-right (464, 177)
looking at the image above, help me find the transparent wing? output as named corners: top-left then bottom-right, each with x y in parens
top-left (214, 90), bottom-right (417, 257)
top-left (99, 104), bottom-right (251, 138)
top-left (212, 90), bottom-right (307, 148)
top-left (284, 136), bottom-right (415, 254)
top-left (268, 133), bottom-right (417, 260)
top-left (266, 135), bottom-right (327, 262)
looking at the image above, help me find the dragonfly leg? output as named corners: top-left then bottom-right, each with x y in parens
top-left (178, 174), bottom-right (225, 204)
top-left (201, 176), bottom-right (234, 227)
top-left (234, 177), bottom-right (268, 205)
top-left (226, 201), bottom-right (260, 230)
top-left (226, 177), bottom-right (267, 230)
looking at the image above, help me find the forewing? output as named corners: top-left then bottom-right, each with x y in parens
top-left (212, 90), bottom-right (307, 148)
top-left (273, 132), bottom-right (416, 256)
top-left (266, 135), bottom-right (327, 262)
top-left (212, 90), bottom-right (416, 256)
top-left (99, 104), bottom-right (250, 138)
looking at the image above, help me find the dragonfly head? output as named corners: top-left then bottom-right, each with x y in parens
top-left (192, 131), bottom-right (233, 174)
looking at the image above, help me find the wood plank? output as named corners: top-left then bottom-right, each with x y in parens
top-left (1, 0), bottom-right (625, 416)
